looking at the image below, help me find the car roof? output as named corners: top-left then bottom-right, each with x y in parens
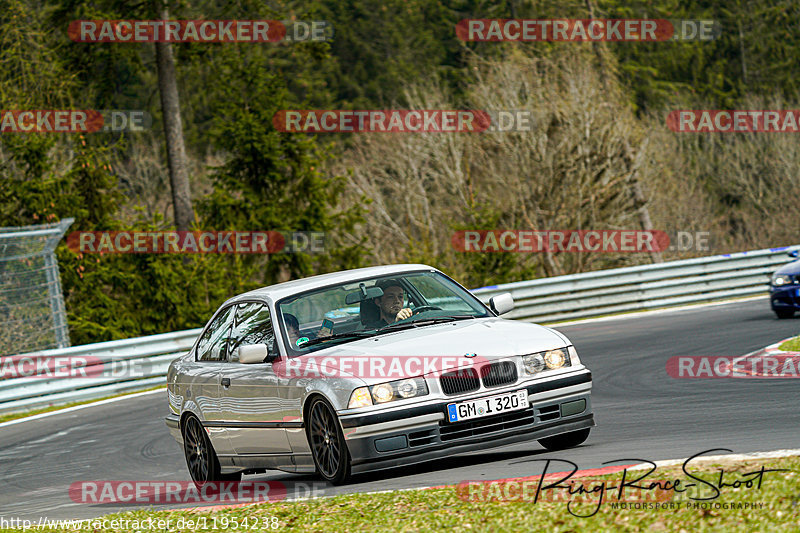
top-left (226, 264), bottom-right (439, 304)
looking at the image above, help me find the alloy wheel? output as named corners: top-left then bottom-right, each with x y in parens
top-left (309, 401), bottom-right (342, 479)
top-left (184, 417), bottom-right (210, 482)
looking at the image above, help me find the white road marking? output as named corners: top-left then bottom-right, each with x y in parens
top-left (625, 448), bottom-right (800, 470)
top-left (0, 388), bottom-right (165, 429)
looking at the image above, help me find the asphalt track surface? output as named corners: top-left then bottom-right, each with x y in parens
top-left (1, 297), bottom-right (798, 521)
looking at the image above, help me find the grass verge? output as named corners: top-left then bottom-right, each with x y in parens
top-left (9, 455), bottom-right (798, 532)
top-left (0, 385), bottom-right (165, 424)
top-left (778, 336), bottom-right (800, 352)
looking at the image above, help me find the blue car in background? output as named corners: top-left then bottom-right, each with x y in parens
top-left (770, 250), bottom-right (800, 318)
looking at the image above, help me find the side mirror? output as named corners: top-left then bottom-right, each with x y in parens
top-left (788, 250), bottom-right (799, 258)
top-left (488, 293), bottom-right (514, 315)
top-left (238, 344), bottom-right (269, 364)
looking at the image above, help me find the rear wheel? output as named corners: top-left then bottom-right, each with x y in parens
top-left (774, 309), bottom-right (795, 319)
top-left (182, 415), bottom-right (242, 483)
top-left (538, 428), bottom-right (591, 451)
top-left (307, 398), bottom-right (351, 484)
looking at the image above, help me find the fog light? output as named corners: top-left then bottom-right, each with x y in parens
top-left (544, 349), bottom-right (566, 369)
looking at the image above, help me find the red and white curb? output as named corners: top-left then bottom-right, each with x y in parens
top-left (729, 337), bottom-right (800, 378)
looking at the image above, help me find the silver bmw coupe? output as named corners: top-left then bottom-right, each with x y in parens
top-left (165, 264), bottom-right (594, 484)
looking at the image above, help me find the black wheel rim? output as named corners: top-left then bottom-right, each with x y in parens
top-left (310, 402), bottom-right (341, 478)
top-left (184, 418), bottom-right (209, 482)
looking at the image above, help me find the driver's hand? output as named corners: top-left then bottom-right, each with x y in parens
top-left (395, 308), bottom-right (413, 321)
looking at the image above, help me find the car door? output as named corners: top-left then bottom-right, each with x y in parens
top-left (220, 301), bottom-right (292, 455)
top-left (190, 304), bottom-right (235, 455)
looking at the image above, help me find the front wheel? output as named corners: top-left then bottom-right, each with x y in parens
top-left (183, 415), bottom-right (242, 484)
top-left (774, 309), bottom-right (795, 319)
top-left (538, 428), bottom-right (591, 451)
top-left (307, 398), bottom-right (351, 484)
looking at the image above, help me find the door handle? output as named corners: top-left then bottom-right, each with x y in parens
top-left (221, 377), bottom-right (231, 388)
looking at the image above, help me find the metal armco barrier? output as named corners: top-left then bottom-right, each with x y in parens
top-left (0, 329), bottom-right (201, 415)
top-left (472, 245), bottom-right (800, 323)
top-left (1, 245), bottom-right (798, 416)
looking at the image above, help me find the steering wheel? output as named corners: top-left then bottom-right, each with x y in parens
top-left (411, 305), bottom-right (442, 315)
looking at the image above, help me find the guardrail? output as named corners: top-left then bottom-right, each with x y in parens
top-left (472, 245), bottom-right (800, 323)
top-left (0, 329), bottom-right (200, 415)
top-left (1, 245), bottom-right (798, 416)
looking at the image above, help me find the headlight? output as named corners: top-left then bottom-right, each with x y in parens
top-left (772, 274), bottom-right (793, 286)
top-left (522, 353), bottom-right (545, 374)
top-left (347, 387), bottom-right (372, 409)
top-left (347, 379), bottom-right (430, 409)
top-left (372, 383), bottom-right (394, 403)
top-left (544, 349), bottom-right (566, 369)
top-left (396, 379), bottom-right (419, 398)
top-left (366, 378), bottom-right (429, 405)
top-left (522, 348), bottom-right (571, 375)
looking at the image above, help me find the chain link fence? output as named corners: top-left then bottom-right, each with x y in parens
top-left (0, 219), bottom-right (73, 356)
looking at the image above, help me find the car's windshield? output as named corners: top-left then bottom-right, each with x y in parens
top-left (276, 271), bottom-right (489, 355)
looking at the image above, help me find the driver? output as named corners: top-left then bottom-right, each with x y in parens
top-left (365, 279), bottom-right (413, 328)
top-left (284, 313), bottom-right (301, 345)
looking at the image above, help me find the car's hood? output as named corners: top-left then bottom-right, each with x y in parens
top-left (774, 259), bottom-right (800, 276)
top-left (289, 318), bottom-right (571, 384)
top-left (324, 317), bottom-right (567, 357)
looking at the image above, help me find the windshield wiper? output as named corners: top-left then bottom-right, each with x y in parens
top-left (296, 331), bottom-right (376, 348)
top-left (377, 315), bottom-right (476, 332)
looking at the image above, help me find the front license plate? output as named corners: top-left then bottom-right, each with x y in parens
top-left (447, 389), bottom-right (528, 423)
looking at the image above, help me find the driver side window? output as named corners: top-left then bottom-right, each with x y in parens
top-left (196, 306), bottom-right (234, 361)
top-left (228, 302), bottom-right (274, 363)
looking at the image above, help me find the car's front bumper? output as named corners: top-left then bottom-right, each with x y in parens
top-left (770, 285), bottom-right (800, 310)
top-left (340, 369), bottom-right (593, 474)
top-left (165, 412), bottom-right (183, 445)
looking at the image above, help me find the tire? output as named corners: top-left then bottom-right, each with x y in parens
top-left (182, 415), bottom-right (242, 484)
top-left (538, 428), bottom-right (591, 451)
top-left (307, 398), bottom-right (351, 485)
top-left (774, 309), bottom-right (795, 319)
